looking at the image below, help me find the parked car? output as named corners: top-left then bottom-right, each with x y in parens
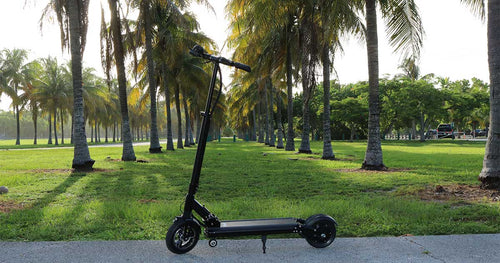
top-left (472, 129), bottom-right (487, 137)
top-left (437, 124), bottom-right (455, 139)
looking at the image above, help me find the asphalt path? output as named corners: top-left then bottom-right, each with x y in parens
top-left (1, 234), bottom-right (499, 263)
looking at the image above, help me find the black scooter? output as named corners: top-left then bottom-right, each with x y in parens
top-left (165, 45), bottom-right (337, 254)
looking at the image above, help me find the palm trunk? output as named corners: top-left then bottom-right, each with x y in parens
top-left (15, 102), bottom-right (20, 145)
top-left (142, 1), bottom-right (161, 153)
top-left (94, 119), bottom-right (98, 143)
top-left (190, 104), bottom-right (195, 145)
top-left (162, 64), bottom-right (174, 151)
top-left (33, 110), bottom-right (38, 145)
top-left (175, 84), bottom-right (183, 149)
top-left (298, 15), bottom-right (314, 154)
top-left (362, 0), bottom-right (386, 170)
top-left (113, 122), bottom-right (116, 142)
top-left (285, 37), bottom-right (295, 151)
top-left (53, 108), bottom-right (58, 145)
top-left (264, 88), bottom-right (270, 145)
top-left (67, 0), bottom-right (94, 170)
top-left (70, 113), bottom-right (74, 144)
top-left (183, 94), bottom-right (190, 147)
top-left (256, 103), bottom-right (264, 143)
top-left (322, 44), bottom-right (334, 159)
top-left (60, 110), bottom-right (64, 144)
top-left (252, 108), bottom-right (257, 141)
top-left (109, 0), bottom-right (136, 161)
top-left (268, 79), bottom-right (276, 147)
top-left (105, 126), bottom-right (108, 143)
top-left (479, 0), bottom-right (500, 189)
top-left (276, 94), bottom-right (284, 149)
top-left (48, 114), bottom-right (52, 144)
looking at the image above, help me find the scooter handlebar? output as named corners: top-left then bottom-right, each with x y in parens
top-left (189, 45), bottom-right (251, 73)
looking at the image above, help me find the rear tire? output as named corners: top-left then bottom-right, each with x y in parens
top-left (166, 219), bottom-right (200, 254)
top-left (303, 214), bottom-right (337, 248)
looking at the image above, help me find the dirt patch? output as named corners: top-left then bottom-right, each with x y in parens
top-left (334, 168), bottom-right (413, 174)
top-left (32, 169), bottom-right (73, 173)
top-left (0, 200), bottom-right (26, 213)
top-left (417, 184), bottom-right (500, 203)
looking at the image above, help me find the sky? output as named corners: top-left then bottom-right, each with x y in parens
top-left (0, 0), bottom-right (488, 111)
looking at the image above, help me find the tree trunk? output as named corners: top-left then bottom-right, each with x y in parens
top-left (142, 1), bottom-right (161, 153)
top-left (190, 104), bottom-right (195, 145)
top-left (109, 0), bottom-right (136, 161)
top-left (48, 114), bottom-right (52, 144)
top-left (257, 103), bottom-right (264, 143)
top-left (479, 0), bottom-right (500, 189)
top-left (252, 108), bottom-right (257, 141)
top-left (70, 113), bottom-right (74, 144)
top-left (105, 126), bottom-right (108, 143)
top-left (94, 119), bottom-right (98, 143)
top-left (60, 110), bottom-right (64, 144)
top-left (267, 79), bottom-right (275, 147)
top-left (175, 84), bottom-right (183, 149)
top-left (298, 13), bottom-right (314, 154)
top-left (285, 37), bottom-right (295, 151)
top-left (322, 44), bottom-right (335, 159)
top-left (162, 64), bottom-right (175, 151)
top-left (67, 0), bottom-right (94, 170)
top-left (113, 122), bottom-right (116, 142)
top-left (15, 102), bottom-right (20, 145)
top-left (90, 122), bottom-right (94, 143)
top-left (264, 88), bottom-right (270, 145)
top-left (33, 109), bottom-right (38, 145)
top-left (183, 94), bottom-right (190, 147)
top-left (362, 0), bottom-right (386, 170)
top-left (419, 111), bottom-right (426, 142)
top-left (54, 108), bottom-right (59, 145)
top-left (276, 91), bottom-right (284, 149)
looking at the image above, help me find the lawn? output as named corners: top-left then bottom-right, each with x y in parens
top-left (0, 138), bottom-right (498, 241)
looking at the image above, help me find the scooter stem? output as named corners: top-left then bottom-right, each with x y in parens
top-left (183, 62), bottom-right (220, 218)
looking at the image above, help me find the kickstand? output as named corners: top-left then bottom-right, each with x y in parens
top-left (261, 235), bottom-right (267, 254)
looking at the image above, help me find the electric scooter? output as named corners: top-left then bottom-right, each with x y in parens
top-left (165, 45), bottom-right (337, 254)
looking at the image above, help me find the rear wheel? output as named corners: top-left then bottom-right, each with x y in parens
top-left (303, 214), bottom-right (337, 248)
top-left (166, 219), bottom-right (200, 254)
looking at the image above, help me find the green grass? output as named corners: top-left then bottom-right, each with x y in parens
top-left (0, 138), bottom-right (498, 241)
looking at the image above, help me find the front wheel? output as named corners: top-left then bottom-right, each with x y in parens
top-left (303, 214), bottom-right (337, 248)
top-left (166, 219), bottom-right (200, 254)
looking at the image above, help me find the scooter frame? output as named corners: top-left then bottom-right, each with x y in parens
top-left (166, 45), bottom-right (337, 254)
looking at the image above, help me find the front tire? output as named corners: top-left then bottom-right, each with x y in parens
top-left (303, 214), bottom-right (337, 248)
top-left (166, 219), bottom-right (200, 254)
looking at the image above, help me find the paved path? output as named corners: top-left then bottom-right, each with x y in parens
top-left (1, 234), bottom-right (499, 263)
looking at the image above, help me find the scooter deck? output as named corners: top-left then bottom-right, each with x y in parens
top-left (205, 218), bottom-right (301, 237)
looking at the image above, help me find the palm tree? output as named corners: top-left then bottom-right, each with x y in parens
top-left (35, 57), bottom-right (72, 146)
top-left (0, 48), bottom-right (29, 145)
top-left (108, 0), bottom-right (136, 161)
top-left (41, 0), bottom-right (94, 170)
top-left (357, 0), bottom-right (424, 170)
top-left (18, 60), bottom-right (42, 144)
top-left (464, 0), bottom-right (500, 188)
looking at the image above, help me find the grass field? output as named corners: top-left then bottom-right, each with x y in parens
top-left (0, 138), bottom-right (498, 241)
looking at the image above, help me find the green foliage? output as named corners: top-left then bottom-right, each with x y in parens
top-left (0, 139), bottom-right (498, 241)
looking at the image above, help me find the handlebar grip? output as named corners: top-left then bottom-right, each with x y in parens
top-left (234, 62), bottom-right (251, 72)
